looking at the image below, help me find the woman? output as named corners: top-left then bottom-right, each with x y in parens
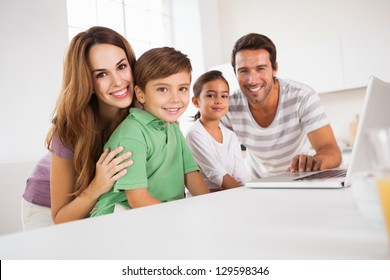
top-left (22, 26), bottom-right (136, 229)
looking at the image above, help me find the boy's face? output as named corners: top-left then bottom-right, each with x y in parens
top-left (135, 71), bottom-right (191, 124)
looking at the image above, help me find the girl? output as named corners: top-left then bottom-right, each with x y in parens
top-left (186, 70), bottom-right (251, 192)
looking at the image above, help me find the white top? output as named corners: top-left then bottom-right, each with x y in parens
top-left (221, 78), bottom-right (329, 178)
top-left (186, 119), bottom-right (251, 191)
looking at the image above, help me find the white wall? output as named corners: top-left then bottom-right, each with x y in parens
top-left (0, 0), bottom-right (68, 234)
top-left (0, 0), bottom-right (68, 164)
top-left (0, 161), bottom-right (35, 235)
top-left (197, 0), bottom-right (390, 145)
top-left (213, 0), bottom-right (390, 67)
top-left (170, 0), bottom-right (206, 135)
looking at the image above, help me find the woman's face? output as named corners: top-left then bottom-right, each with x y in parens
top-left (88, 43), bottom-right (134, 116)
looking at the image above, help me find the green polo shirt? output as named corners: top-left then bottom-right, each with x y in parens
top-left (91, 108), bottom-right (199, 217)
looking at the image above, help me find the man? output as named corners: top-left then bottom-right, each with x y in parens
top-left (221, 33), bottom-right (341, 178)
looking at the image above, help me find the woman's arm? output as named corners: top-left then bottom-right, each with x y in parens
top-left (51, 147), bottom-right (133, 224)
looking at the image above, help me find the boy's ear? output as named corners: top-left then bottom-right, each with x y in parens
top-left (134, 85), bottom-right (145, 104)
top-left (192, 96), bottom-right (200, 108)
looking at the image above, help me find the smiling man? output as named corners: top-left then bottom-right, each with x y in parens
top-left (221, 33), bottom-right (342, 179)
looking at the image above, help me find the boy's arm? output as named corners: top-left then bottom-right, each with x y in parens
top-left (125, 188), bottom-right (161, 208)
top-left (185, 171), bottom-right (210, 196)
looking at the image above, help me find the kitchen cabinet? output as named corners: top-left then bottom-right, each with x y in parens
top-left (211, 26), bottom-right (390, 94)
top-left (279, 26), bottom-right (390, 93)
top-left (341, 27), bottom-right (390, 89)
top-left (277, 38), bottom-right (344, 93)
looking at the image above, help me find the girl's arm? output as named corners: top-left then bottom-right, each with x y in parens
top-left (230, 133), bottom-right (252, 186)
top-left (187, 129), bottom-right (242, 189)
top-left (51, 147), bottom-right (133, 224)
top-left (185, 171), bottom-right (210, 196)
top-left (186, 131), bottom-right (227, 187)
top-left (221, 174), bottom-right (241, 189)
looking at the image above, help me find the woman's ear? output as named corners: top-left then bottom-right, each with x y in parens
top-left (134, 85), bottom-right (145, 104)
top-left (192, 96), bottom-right (200, 108)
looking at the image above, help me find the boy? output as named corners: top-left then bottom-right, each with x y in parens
top-left (91, 47), bottom-right (209, 216)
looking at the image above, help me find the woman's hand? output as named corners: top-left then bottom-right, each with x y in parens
top-left (90, 146), bottom-right (133, 198)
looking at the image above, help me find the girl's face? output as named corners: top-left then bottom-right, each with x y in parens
top-left (135, 71), bottom-right (191, 125)
top-left (193, 79), bottom-right (230, 122)
top-left (88, 43), bottom-right (134, 117)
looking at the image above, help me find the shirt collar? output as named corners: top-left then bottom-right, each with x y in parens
top-left (130, 108), bottom-right (166, 131)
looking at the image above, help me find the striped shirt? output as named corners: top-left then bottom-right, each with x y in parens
top-left (221, 78), bottom-right (329, 178)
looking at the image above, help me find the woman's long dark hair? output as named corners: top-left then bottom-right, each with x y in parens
top-left (47, 26), bottom-right (136, 196)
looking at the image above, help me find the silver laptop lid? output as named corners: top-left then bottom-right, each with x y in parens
top-left (344, 75), bottom-right (390, 186)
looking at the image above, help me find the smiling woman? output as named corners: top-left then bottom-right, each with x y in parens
top-left (21, 26), bottom-right (137, 230)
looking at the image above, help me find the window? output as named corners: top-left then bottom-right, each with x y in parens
top-left (66, 0), bottom-right (205, 135)
top-left (66, 0), bottom-right (172, 56)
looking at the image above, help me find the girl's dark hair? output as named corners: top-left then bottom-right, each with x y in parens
top-left (192, 70), bottom-right (229, 120)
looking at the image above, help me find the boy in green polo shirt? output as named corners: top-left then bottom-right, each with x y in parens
top-left (91, 47), bottom-right (209, 217)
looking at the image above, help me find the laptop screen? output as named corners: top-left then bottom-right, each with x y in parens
top-left (345, 76), bottom-right (390, 186)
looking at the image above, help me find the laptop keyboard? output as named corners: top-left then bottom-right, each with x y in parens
top-left (294, 169), bottom-right (347, 181)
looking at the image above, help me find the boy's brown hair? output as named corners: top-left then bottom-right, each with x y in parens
top-left (135, 47), bottom-right (192, 91)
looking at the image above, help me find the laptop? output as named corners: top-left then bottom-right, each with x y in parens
top-left (245, 75), bottom-right (390, 189)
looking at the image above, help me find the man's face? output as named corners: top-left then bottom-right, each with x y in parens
top-left (235, 49), bottom-right (278, 104)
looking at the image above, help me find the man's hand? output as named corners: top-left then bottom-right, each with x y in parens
top-left (288, 154), bottom-right (322, 173)
top-left (288, 125), bottom-right (342, 173)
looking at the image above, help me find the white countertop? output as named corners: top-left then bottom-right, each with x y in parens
top-left (0, 186), bottom-right (388, 260)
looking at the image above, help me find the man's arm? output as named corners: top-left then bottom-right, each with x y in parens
top-left (288, 125), bottom-right (342, 172)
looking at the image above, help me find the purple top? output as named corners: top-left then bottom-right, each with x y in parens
top-left (22, 132), bottom-right (73, 207)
